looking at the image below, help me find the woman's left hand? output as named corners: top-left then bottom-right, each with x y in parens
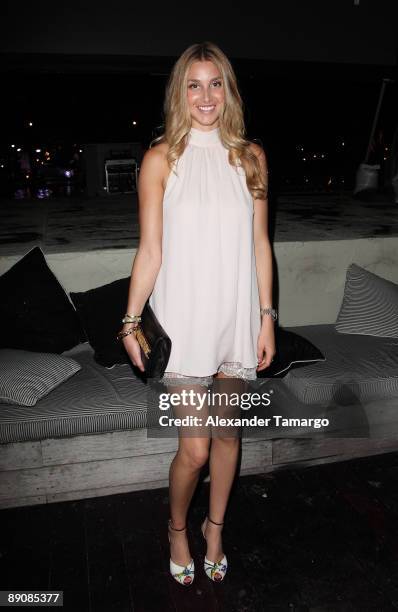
top-left (256, 319), bottom-right (276, 372)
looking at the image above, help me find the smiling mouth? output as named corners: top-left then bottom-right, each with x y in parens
top-left (197, 105), bottom-right (216, 113)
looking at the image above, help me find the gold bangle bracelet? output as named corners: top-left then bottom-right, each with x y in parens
top-left (122, 314), bottom-right (142, 324)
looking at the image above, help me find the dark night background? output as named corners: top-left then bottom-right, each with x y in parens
top-left (0, 0), bottom-right (397, 194)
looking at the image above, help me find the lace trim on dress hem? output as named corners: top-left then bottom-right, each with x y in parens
top-left (160, 361), bottom-right (257, 386)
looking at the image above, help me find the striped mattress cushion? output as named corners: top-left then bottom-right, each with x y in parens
top-left (335, 263), bottom-right (398, 338)
top-left (0, 343), bottom-right (148, 444)
top-left (282, 324), bottom-right (398, 406)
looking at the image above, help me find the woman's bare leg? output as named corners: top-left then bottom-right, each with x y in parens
top-left (204, 372), bottom-right (246, 563)
top-left (167, 381), bottom-right (211, 566)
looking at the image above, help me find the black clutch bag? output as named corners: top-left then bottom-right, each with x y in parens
top-left (130, 301), bottom-right (172, 379)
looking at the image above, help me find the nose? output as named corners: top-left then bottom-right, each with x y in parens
top-left (202, 87), bottom-right (211, 103)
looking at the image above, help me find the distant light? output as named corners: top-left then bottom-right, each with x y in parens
top-left (29, 122), bottom-right (33, 127)
top-left (321, 154), bottom-right (325, 158)
top-left (35, 148), bottom-right (41, 153)
top-left (36, 158), bottom-right (40, 162)
top-left (384, 156), bottom-right (387, 161)
top-left (341, 142), bottom-right (345, 146)
top-left (26, 174), bottom-right (30, 179)
top-left (17, 148), bottom-right (22, 152)
top-left (0, 164), bottom-right (4, 168)
top-left (79, 149), bottom-right (83, 153)
top-left (313, 154), bottom-right (317, 159)
top-left (11, 144), bottom-right (15, 148)
top-left (132, 121), bottom-right (137, 125)
top-left (302, 157), bottom-right (306, 161)
top-left (37, 187), bottom-right (51, 199)
top-left (64, 169), bottom-right (74, 178)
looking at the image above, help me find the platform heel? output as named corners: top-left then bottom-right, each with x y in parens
top-left (201, 515), bottom-right (228, 582)
top-left (167, 519), bottom-right (195, 586)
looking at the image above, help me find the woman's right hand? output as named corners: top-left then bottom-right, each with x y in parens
top-left (122, 330), bottom-right (145, 372)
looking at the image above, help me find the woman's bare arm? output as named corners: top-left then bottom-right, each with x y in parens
top-left (124, 144), bottom-right (168, 319)
top-left (251, 143), bottom-right (273, 316)
top-left (250, 142), bottom-right (276, 370)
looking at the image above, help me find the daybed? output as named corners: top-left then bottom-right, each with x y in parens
top-left (1, 249), bottom-right (398, 509)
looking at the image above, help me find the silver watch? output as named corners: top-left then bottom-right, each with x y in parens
top-left (260, 307), bottom-right (278, 321)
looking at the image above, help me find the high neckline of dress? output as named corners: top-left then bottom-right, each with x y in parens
top-left (188, 125), bottom-right (221, 147)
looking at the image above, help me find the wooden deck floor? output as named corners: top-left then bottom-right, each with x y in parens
top-left (2, 450), bottom-right (398, 611)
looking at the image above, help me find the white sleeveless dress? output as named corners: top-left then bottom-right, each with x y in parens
top-left (148, 125), bottom-right (261, 386)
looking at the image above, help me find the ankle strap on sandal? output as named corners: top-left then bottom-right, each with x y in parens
top-left (168, 519), bottom-right (187, 531)
top-left (207, 515), bottom-right (224, 526)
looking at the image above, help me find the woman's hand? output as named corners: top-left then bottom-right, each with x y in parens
top-left (122, 331), bottom-right (145, 372)
top-left (256, 318), bottom-right (276, 372)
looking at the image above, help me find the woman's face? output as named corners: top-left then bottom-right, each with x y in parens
top-left (186, 60), bottom-right (225, 130)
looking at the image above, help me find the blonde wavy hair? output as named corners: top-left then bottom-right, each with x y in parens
top-left (150, 41), bottom-right (268, 200)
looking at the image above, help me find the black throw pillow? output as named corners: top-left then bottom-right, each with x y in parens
top-left (70, 276), bottom-right (131, 367)
top-left (0, 246), bottom-right (86, 353)
top-left (256, 327), bottom-right (325, 379)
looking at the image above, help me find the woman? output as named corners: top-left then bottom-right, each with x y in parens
top-left (119, 41), bottom-right (276, 586)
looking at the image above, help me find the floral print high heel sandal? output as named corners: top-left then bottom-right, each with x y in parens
top-left (167, 519), bottom-right (195, 586)
top-left (201, 515), bottom-right (228, 582)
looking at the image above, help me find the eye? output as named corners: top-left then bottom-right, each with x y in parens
top-left (212, 80), bottom-right (222, 87)
top-left (188, 83), bottom-right (199, 89)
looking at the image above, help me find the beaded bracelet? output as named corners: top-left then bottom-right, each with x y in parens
top-left (116, 324), bottom-right (139, 341)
